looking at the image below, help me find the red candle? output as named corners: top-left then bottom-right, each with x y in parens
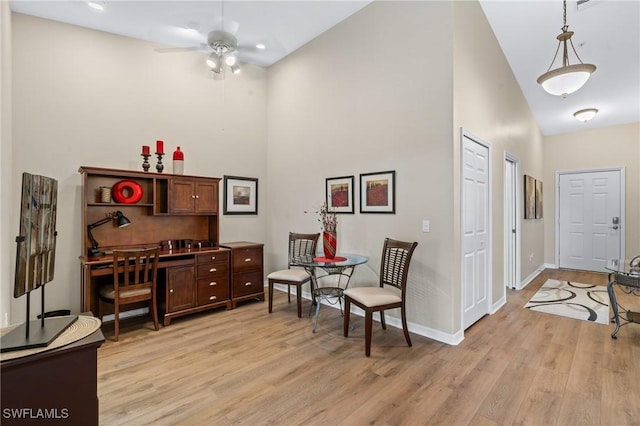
top-left (156, 140), bottom-right (164, 154)
top-left (142, 145), bottom-right (150, 155)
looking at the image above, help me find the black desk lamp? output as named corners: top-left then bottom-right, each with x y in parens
top-left (87, 211), bottom-right (131, 257)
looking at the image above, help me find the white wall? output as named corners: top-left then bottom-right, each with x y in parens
top-left (452, 1), bottom-right (545, 303)
top-left (268, 1), bottom-right (456, 339)
top-left (8, 14), bottom-right (268, 322)
top-left (1, 1), bottom-right (13, 326)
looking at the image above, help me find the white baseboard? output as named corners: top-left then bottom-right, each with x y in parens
top-left (491, 294), bottom-right (507, 314)
top-left (519, 265), bottom-right (545, 290)
top-left (272, 284), bottom-right (464, 346)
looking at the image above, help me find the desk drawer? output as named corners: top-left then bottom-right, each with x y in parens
top-left (232, 247), bottom-right (263, 272)
top-left (233, 271), bottom-right (264, 297)
top-left (196, 252), bottom-right (229, 265)
top-left (197, 277), bottom-right (229, 305)
top-left (197, 263), bottom-right (229, 277)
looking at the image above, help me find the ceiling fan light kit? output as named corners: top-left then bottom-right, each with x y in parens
top-left (537, 0), bottom-right (596, 97)
top-left (573, 108), bottom-right (598, 122)
top-left (206, 52), bottom-right (221, 73)
top-left (205, 30), bottom-right (241, 75)
top-left (224, 55), bottom-right (237, 66)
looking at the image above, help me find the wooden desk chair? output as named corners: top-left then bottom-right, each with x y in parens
top-left (98, 247), bottom-right (160, 341)
top-left (267, 232), bottom-right (320, 317)
top-left (343, 238), bottom-right (418, 357)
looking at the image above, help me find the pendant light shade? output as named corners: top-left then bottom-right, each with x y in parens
top-left (538, 63), bottom-right (596, 97)
top-left (537, 1), bottom-right (596, 97)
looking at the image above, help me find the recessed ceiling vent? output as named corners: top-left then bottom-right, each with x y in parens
top-left (577, 0), bottom-right (601, 12)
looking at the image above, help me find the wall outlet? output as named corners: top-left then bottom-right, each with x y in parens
top-left (422, 220), bottom-right (430, 233)
top-left (529, 253), bottom-right (534, 262)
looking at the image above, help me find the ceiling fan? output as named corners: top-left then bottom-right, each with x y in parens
top-left (154, 26), bottom-right (246, 77)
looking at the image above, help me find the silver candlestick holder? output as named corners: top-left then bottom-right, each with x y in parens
top-left (155, 153), bottom-right (164, 173)
top-left (141, 154), bottom-right (151, 172)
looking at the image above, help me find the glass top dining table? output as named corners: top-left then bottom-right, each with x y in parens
top-left (291, 254), bottom-right (368, 269)
top-left (605, 258), bottom-right (640, 338)
top-left (291, 254), bottom-right (368, 333)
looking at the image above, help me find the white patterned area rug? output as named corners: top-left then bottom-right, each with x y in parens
top-left (524, 279), bottom-right (609, 325)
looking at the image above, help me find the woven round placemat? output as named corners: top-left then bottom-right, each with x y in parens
top-left (1, 315), bottom-right (101, 362)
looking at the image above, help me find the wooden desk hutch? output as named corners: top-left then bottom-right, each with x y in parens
top-left (79, 166), bottom-right (264, 326)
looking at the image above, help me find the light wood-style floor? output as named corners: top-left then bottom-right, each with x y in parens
top-left (97, 269), bottom-right (640, 425)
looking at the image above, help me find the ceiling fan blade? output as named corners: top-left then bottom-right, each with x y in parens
top-left (153, 44), bottom-right (207, 53)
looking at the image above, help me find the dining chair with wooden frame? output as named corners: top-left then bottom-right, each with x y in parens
top-left (267, 232), bottom-right (320, 317)
top-left (343, 238), bottom-right (418, 357)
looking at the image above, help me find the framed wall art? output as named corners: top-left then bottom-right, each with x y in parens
top-left (524, 174), bottom-right (535, 219)
top-left (223, 175), bottom-right (258, 215)
top-left (360, 170), bottom-right (395, 214)
top-left (326, 175), bottom-right (354, 214)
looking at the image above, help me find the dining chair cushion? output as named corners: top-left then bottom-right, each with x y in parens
top-left (267, 268), bottom-right (310, 282)
top-left (343, 287), bottom-right (401, 306)
top-left (99, 285), bottom-right (152, 300)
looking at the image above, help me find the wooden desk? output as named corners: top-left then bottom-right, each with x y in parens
top-left (81, 246), bottom-right (232, 325)
top-left (1, 325), bottom-right (104, 426)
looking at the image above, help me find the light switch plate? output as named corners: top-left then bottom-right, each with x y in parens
top-left (422, 220), bottom-right (430, 233)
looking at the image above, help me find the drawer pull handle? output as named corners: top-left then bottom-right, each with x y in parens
top-left (170, 289), bottom-right (174, 293)
top-left (195, 195), bottom-right (200, 199)
top-left (209, 282), bottom-right (217, 286)
top-left (245, 282), bottom-right (252, 286)
top-left (209, 268), bottom-right (217, 272)
top-left (191, 195), bottom-right (196, 199)
top-left (244, 258), bottom-right (252, 262)
top-left (211, 256), bottom-right (216, 260)
top-left (209, 295), bottom-right (217, 300)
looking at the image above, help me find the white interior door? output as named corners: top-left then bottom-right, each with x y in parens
top-left (558, 169), bottom-right (624, 272)
top-left (461, 132), bottom-right (491, 329)
top-left (504, 156), bottom-right (519, 289)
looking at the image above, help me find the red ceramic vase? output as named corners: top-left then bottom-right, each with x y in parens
top-left (323, 231), bottom-right (337, 259)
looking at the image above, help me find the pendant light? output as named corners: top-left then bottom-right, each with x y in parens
top-left (537, 0), bottom-right (596, 97)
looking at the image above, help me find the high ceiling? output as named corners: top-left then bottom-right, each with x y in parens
top-left (9, 0), bottom-right (640, 136)
top-left (479, 0), bottom-right (639, 136)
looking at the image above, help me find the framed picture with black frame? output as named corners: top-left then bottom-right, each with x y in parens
top-left (223, 175), bottom-right (258, 215)
top-left (360, 170), bottom-right (395, 213)
top-left (326, 175), bottom-right (354, 214)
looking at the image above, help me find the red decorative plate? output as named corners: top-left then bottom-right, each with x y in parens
top-left (112, 180), bottom-right (143, 204)
top-left (313, 256), bottom-right (347, 262)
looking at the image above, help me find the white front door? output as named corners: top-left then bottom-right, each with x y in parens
top-left (461, 131), bottom-right (491, 329)
top-left (558, 169), bottom-right (624, 272)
